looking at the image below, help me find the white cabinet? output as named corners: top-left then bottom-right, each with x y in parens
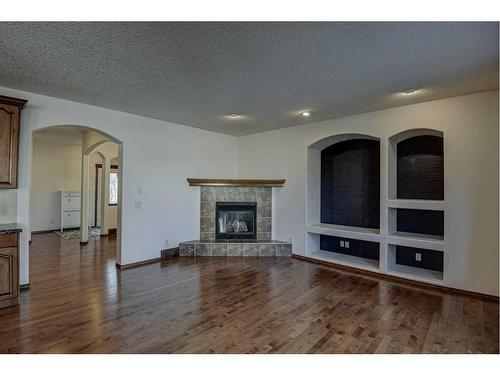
top-left (60, 191), bottom-right (81, 232)
top-left (62, 196), bottom-right (81, 212)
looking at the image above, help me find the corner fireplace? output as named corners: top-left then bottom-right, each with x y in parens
top-left (215, 202), bottom-right (257, 240)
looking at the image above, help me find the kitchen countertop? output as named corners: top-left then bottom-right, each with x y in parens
top-left (0, 223), bottom-right (23, 234)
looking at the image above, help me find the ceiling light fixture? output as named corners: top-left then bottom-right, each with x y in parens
top-left (226, 113), bottom-right (242, 119)
top-left (402, 88), bottom-right (418, 95)
top-left (301, 111), bottom-right (311, 117)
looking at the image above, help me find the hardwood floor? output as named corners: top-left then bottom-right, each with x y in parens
top-left (0, 233), bottom-right (498, 354)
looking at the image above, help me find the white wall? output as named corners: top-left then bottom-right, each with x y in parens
top-left (236, 90), bottom-right (499, 296)
top-left (0, 190), bottom-right (17, 224)
top-left (0, 85), bottom-right (237, 285)
top-left (30, 137), bottom-right (82, 231)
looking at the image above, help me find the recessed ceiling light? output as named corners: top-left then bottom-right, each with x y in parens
top-left (301, 111), bottom-right (311, 117)
top-left (226, 113), bottom-right (242, 119)
top-left (402, 88), bottom-right (418, 95)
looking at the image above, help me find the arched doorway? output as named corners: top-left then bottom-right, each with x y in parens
top-left (29, 125), bottom-right (123, 270)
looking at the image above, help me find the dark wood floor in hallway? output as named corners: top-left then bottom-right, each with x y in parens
top-left (0, 233), bottom-right (498, 354)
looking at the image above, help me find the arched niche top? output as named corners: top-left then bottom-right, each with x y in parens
top-left (308, 133), bottom-right (379, 151)
top-left (389, 128), bottom-right (443, 145)
top-left (389, 128), bottom-right (444, 201)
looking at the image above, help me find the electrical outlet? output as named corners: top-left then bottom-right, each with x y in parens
top-left (340, 240), bottom-right (344, 247)
top-left (415, 253), bottom-right (422, 262)
top-left (345, 241), bottom-right (350, 249)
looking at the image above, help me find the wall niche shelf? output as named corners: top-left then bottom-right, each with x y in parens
top-left (386, 199), bottom-right (445, 211)
top-left (387, 263), bottom-right (444, 284)
top-left (387, 232), bottom-right (444, 252)
top-left (305, 223), bottom-right (380, 242)
top-left (307, 249), bottom-right (380, 272)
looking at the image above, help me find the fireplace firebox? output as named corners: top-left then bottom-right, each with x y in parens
top-left (215, 202), bottom-right (257, 240)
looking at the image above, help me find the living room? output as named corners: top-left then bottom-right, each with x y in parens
top-left (0, 1), bottom-right (499, 372)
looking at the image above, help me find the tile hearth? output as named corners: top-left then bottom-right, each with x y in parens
top-left (179, 240), bottom-right (292, 257)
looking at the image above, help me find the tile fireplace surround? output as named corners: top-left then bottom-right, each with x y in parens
top-left (200, 186), bottom-right (271, 241)
top-left (180, 183), bottom-right (291, 257)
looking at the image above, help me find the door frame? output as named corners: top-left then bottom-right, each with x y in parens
top-left (94, 163), bottom-right (118, 228)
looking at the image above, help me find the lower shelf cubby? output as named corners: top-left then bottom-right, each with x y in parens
top-left (388, 244), bottom-right (444, 283)
top-left (305, 232), bottom-right (380, 271)
top-left (320, 235), bottom-right (379, 260)
top-left (395, 245), bottom-right (443, 272)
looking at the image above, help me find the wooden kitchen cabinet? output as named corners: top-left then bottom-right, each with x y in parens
top-left (0, 229), bottom-right (20, 309)
top-left (0, 95), bottom-right (28, 189)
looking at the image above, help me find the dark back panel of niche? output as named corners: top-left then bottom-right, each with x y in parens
top-left (321, 139), bottom-right (380, 229)
top-left (320, 235), bottom-right (379, 260)
top-left (397, 208), bottom-right (444, 236)
top-left (395, 245), bottom-right (444, 272)
top-left (397, 135), bottom-right (444, 200)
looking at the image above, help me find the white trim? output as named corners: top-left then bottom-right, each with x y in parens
top-left (306, 223), bottom-right (380, 242)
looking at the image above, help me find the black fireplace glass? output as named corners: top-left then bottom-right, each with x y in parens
top-left (215, 202), bottom-right (257, 240)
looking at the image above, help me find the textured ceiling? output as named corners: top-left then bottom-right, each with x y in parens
top-left (0, 22), bottom-right (498, 136)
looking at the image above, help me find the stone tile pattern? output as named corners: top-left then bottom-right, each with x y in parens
top-left (179, 241), bottom-right (292, 257)
top-left (200, 186), bottom-right (272, 241)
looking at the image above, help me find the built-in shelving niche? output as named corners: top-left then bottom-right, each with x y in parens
top-left (305, 130), bottom-right (447, 285)
top-left (388, 129), bottom-right (444, 201)
top-left (387, 129), bottom-right (445, 284)
top-left (320, 138), bottom-right (380, 229)
top-left (305, 134), bottom-right (381, 271)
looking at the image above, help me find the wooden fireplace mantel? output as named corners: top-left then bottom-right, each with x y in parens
top-left (187, 178), bottom-right (286, 187)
